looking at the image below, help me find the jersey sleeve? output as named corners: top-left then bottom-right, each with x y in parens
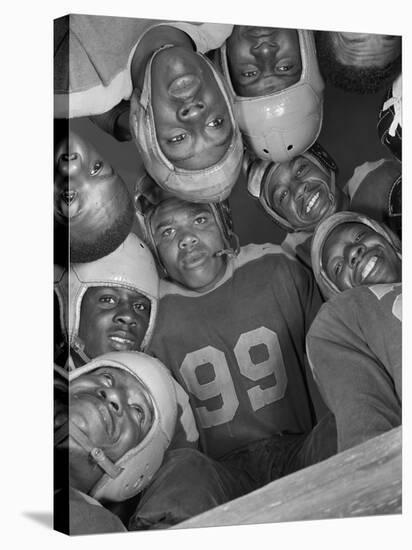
top-left (306, 290), bottom-right (401, 452)
top-left (285, 255), bottom-right (323, 334)
top-left (169, 378), bottom-right (199, 450)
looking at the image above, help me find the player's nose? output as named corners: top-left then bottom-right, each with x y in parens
top-left (178, 232), bottom-right (199, 250)
top-left (114, 303), bottom-right (137, 326)
top-left (97, 386), bottom-right (124, 415)
top-left (177, 100), bottom-right (207, 123)
top-left (57, 152), bottom-right (83, 178)
top-left (348, 244), bottom-right (365, 267)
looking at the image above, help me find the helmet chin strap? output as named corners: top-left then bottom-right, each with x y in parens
top-left (69, 336), bottom-right (92, 369)
top-left (56, 419), bottom-right (123, 480)
top-left (215, 248), bottom-right (236, 258)
top-left (215, 233), bottom-right (240, 258)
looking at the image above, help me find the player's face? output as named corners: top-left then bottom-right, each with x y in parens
top-left (322, 222), bottom-right (401, 291)
top-left (69, 367), bottom-right (153, 463)
top-left (151, 198), bottom-right (226, 292)
top-left (78, 287), bottom-right (151, 358)
top-left (226, 26), bottom-right (302, 96)
top-left (151, 46), bottom-right (233, 170)
top-left (54, 131), bottom-right (124, 242)
top-left (329, 32), bottom-right (401, 68)
top-left (266, 156), bottom-right (334, 228)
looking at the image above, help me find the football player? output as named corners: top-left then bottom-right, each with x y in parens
top-left (315, 30), bottom-right (401, 94)
top-left (244, 142), bottom-right (347, 268)
top-left (216, 27), bottom-right (324, 162)
top-left (306, 283), bottom-right (401, 452)
top-left (54, 233), bottom-right (158, 369)
top-left (54, 351), bottom-right (178, 534)
top-left (135, 184), bottom-right (337, 498)
top-left (311, 211), bottom-right (401, 300)
top-left (54, 129), bottom-right (135, 264)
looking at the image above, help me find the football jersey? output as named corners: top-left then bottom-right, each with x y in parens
top-left (281, 232), bottom-right (313, 270)
top-left (148, 244), bottom-right (322, 459)
top-left (306, 283), bottom-right (401, 452)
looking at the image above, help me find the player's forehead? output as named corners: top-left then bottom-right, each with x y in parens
top-left (327, 222), bottom-right (370, 244)
top-left (85, 286), bottom-right (146, 301)
top-left (86, 366), bottom-right (145, 392)
top-left (151, 199), bottom-right (213, 228)
top-left (268, 156), bottom-right (311, 190)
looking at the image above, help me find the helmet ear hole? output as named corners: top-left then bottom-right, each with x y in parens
top-left (263, 148), bottom-right (269, 154)
top-left (287, 145), bottom-right (293, 151)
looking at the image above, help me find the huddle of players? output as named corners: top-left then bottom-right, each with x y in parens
top-left (53, 18), bottom-right (402, 534)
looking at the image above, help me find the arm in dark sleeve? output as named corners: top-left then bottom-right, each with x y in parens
top-left (89, 100), bottom-right (131, 141)
top-left (287, 256), bottom-right (323, 334)
top-left (306, 299), bottom-right (401, 452)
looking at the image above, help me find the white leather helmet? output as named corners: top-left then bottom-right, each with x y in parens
top-left (311, 211), bottom-right (402, 300)
top-left (129, 45), bottom-right (243, 203)
top-left (219, 29), bottom-right (324, 162)
top-left (58, 233), bottom-right (159, 367)
top-left (63, 352), bottom-right (177, 502)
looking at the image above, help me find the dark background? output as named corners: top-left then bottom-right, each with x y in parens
top-left (69, 62), bottom-right (393, 247)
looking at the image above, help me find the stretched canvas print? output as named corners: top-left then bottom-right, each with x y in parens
top-left (53, 13), bottom-right (402, 536)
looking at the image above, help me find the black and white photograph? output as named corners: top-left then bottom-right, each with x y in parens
top-left (3, 1), bottom-right (409, 549)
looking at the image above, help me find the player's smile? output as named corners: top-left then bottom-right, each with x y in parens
top-left (266, 155), bottom-right (334, 229)
top-left (354, 249), bottom-right (386, 285)
top-left (107, 330), bottom-right (139, 351)
top-left (322, 221), bottom-right (401, 291)
top-left (359, 255), bottom-right (378, 282)
top-left (298, 186), bottom-right (325, 219)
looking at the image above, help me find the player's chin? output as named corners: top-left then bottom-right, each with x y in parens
top-left (179, 263), bottom-right (223, 291)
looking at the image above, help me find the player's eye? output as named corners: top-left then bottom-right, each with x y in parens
top-left (278, 190), bottom-right (288, 204)
top-left (277, 64), bottom-right (293, 72)
top-left (295, 162), bottom-right (308, 177)
top-left (194, 215), bottom-right (208, 224)
top-left (207, 117), bottom-right (224, 129)
top-left (133, 302), bottom-right (147, 313)
top-left (90, 160), bottom-right (103, 175)
top-left (168, 133), bottom-right (186, 144)
top-left (333, 261), bottom-right (343, 276)
top-left (160, 227), bottom-right (174, 239)
top-left (99, 295), bottom-right (116, 304)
